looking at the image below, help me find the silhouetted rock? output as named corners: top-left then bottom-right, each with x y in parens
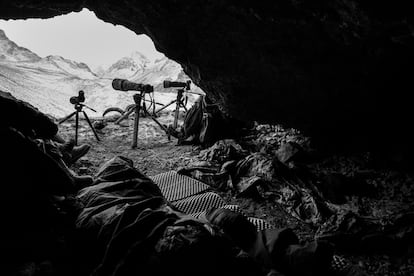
top-left (0, 90), bottom-right (57, 138)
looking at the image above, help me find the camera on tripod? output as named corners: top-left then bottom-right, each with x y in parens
top-left (112, 79), bottom-right (154, 93)
top-left (70, 90), bottom-right (86, 105)
top-left (163, 80), bottom-right (191, 90)
top-left (59, 90), bottom-right (100, 145)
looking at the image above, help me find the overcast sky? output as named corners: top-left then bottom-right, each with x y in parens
top-left (0, 8), bottom-right (163, 69)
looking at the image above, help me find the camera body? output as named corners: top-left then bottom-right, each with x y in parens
top-left (70, 90), bottom-right (85, 105)
top-left (163, 80), bottom-right (191, 90)
top-left (112, 79), bottom-right (154, 93)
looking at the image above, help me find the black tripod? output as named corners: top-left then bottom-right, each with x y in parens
top-left (154, 88), bottom-right (188, 129)
top-left (110, 79), bottom-right (184, 148)
top-left (128, 92), bottom-right (172, 148)
top-left (114, 93), bottom-right (163, 124)
top-left (59, 103), bottom-right (100, 145)
top-left (116, 88), bottom-right (187, 127)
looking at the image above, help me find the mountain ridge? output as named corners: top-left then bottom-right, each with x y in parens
top-left (0, 29), bottom-right (202, 118)
top-left (0, 29), bottom-right (42, 62)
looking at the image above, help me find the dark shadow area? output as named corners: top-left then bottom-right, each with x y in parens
top-left (1, 2), bottom-right (414, 276)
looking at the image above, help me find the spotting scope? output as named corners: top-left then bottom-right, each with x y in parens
top-left (163, 80), bottom-right (191, 90)
top-left (112, 79), bottom-right (154, 93)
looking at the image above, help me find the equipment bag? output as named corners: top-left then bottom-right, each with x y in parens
top-left (181, 95), bottom-right (242, 146)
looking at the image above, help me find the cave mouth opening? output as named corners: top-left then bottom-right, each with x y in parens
top-left (0, 8), bottom-right (164, 70)
top-left (0, 8), bottom-right (203, 119)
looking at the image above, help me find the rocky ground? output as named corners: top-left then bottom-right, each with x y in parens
top-left (58, 112), bottom-right (414, 276)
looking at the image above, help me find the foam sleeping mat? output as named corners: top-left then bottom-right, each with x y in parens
top-left (150, 171), bottom-right (211, 202)
top-left (150, 171), bottom-right (272, 231)
top-left (151, 171), bottom-right (351, 273)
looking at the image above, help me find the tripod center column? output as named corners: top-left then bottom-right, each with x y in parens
top-left (132, 93), bottom-right (143, 148)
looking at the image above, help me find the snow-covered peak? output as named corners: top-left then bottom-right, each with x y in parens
top-left (130, 51), bottom-right (150, 64)
top-left (0, 29), bottom-right (41, 62)
top-left (43, 55), bottom-right (97, 79)
top-left (0, 29), bottom-right (7, 39)
top-left (93, 65), bottom-right (106, 77)
top-left (104, 51), bottom-right (151, 79)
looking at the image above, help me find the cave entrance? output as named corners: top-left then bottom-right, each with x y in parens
top-left (0, 8), bottom-right (201, 119)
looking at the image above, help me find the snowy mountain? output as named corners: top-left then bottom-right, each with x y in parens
top-left (0, 30), bottom-right (99, 117)
top-left (130, 56), bottom-right (182, 91)
top-left (43, 55), bottom-right (97, 80)
top-left (0, 30), bottom-right (41, 62)
top-left (103, 51), bottom-right (150, 79)
top-left (0, 29), bottom-right (202, 118)
top-left (93, 65), bottom-right (106, 77)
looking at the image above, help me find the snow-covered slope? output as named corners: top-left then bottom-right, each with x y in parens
top-left (0, 29), bottom-right (99, 117)
top-left (0, 29), bottom-right (202, 118)
top-left (43, 55), bottom-right (97, 80)
top-left (0, 30), bottom-right (41, 62)
top-left (0, 61), bottom-right (88, 117)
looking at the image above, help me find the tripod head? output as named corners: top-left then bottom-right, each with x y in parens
top-left (70, 90), bottom-right (85, 105)
top-left (74, 103), bottom-right (97, 113)
top-left (60, 90), bottom-right (100, 144)
top-left (69, 90), bottom-right (96, 113)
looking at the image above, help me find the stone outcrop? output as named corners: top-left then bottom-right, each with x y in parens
top-left (1, 1), bottom-right (413, 151)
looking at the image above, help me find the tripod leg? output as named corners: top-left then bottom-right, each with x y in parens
top-left (132, 94), bottom-right (142, 149)
top-left (173, 89), bottom-right (184, 129)
top-left (59, 111), bottom-right (77, 124)
top-left (75, 111), bottom-right (79, 146)
top-left (148, 112), bottom-right (169, 133)
top-left (154, 100), bottom-right (176, 115)
top-left (115, 106), bottom-right (135, 124)
top-left (152, 94), bottom-right (156, 116)
top-left (82, 111), bottom-right (101, 142)
top-left (180, 97), bottom-right (188, 112)
top-left (181, 103), bottom-right (188, 112)
top-left (145, 110), bottom-right (173, 141)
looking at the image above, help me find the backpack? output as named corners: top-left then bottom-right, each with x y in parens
top-left (180, 95), bottom-right (218, 146)
top-left (182, 96), bottom-right (204, 141)
top-left (180, 95), bottom-right (245, 146)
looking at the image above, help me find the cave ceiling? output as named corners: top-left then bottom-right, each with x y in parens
top-left (1, 1), bottom-right (413, 150)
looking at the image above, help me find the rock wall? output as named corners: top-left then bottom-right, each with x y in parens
top-left (1, 1), bottom-right (413, 151)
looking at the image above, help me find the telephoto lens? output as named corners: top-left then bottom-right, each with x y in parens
top-left (112, 79), bottom-right (154, 93)
top-left (112, 79), bottom-right (141, 91)
top-left (163, 80), bottom-right (191, 89)
top-left (163, 80), bottom-right (184, 88)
